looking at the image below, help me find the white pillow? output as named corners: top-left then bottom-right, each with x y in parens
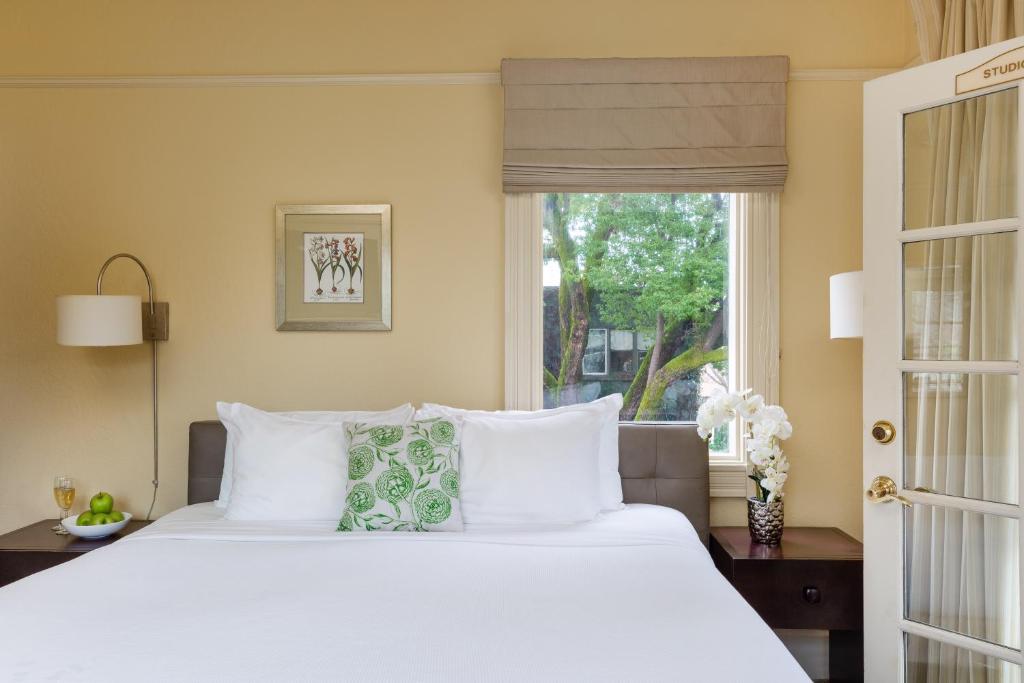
top-left (459, 409), bottom-right (605, 525)
top-left (219, 403), bottom-right (347, 521)
top-left (215, 402), bottom-right (415, 508)
top-left (416, 394), bottom-right (623, 510)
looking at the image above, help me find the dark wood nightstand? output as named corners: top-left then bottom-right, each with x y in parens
top-left (0, 519), bottom-right (151, 588)
top-left (710, 526), bottom-right (863, 683)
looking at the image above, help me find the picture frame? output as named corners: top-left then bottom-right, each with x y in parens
top-left (275, 204), bottom-right (392, 331)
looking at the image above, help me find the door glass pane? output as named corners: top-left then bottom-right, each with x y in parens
top-left (904, 372), bottom-right (1019, 504)
top-left (905, 505), bottom-right (1020, 649)
top-left (906, 634), bottom-right (1021, 682)
top-left (904, 233), bottom-right (1017, 361)
top-left (904, 87), bottom-right (1017, 230)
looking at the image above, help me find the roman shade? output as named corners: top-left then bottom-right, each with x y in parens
top-left (501, 56), bottom-right (789, 193)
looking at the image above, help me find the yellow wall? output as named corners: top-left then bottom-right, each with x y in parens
top-left (0, 0), bottom-right (910, 536)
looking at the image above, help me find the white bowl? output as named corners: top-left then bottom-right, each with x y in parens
top-left (62, 512), bottom-right (132, 539)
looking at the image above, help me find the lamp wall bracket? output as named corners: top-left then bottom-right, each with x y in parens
top-left (143, 302), bottom-right (170, 342)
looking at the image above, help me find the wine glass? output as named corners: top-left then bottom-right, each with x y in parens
top-left (52, 476), bottom-right (75, 535)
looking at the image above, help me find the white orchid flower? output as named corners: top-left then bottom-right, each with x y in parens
top-left (747, 440), bottom-right (781, 465)
top-left (721, 391), bottom-right (745, 412)
top-left (696, 415), bottom-right (716, 440)
top-left (749, 449), bottom-right (770, 467)
top-left (736, 393), bottom-right (764, 420)
top-left (760, 468), bottom-right (788, 503)
top-left (695, 390), bottom-right (793, 502)
top-left (751, 419), bottom-right (780, 440)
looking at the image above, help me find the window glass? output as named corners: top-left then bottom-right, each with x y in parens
top-left (582, 329), bottom-right (608, 375)
top-left (541, 193), bottom-right (731, 423)
top-left (903, 88), bottom-right (1017, 230)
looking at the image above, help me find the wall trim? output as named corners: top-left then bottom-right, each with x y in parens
top-left (0, 68), bottom-right (897, 89)
top-left (0, 72), bottom-right (501, 89)
top-left (789, 68), bottom-right (896, 81)
top-left (504, 194), bottom-right (544, 411)
top-left (710, 463), bottom-right (749, 498)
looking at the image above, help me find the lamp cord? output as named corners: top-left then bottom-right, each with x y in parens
top-left (146, 338), bottom-right (159, 521)
top-left (96, 253), bottom-right (159, 522)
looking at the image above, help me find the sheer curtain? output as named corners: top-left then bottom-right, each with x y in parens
top-left (903, 9), bottom-right (1020, 675)
top-left (910, 0), bottom-right (1023, 63)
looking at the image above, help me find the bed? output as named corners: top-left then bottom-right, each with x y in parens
top-left (0, 422), bottom-right (808, 682)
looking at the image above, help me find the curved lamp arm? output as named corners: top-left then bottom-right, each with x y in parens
top-left (96, 253), bottom-right (156, 315)
top-left (95, 253), bottom-right (160, 521)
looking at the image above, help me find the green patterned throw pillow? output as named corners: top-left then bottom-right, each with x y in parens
top-left (337, 418), bottom-right (463, 532)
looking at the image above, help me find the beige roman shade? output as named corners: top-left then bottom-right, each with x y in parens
top-left (501, 56), bottom-right (789, 193)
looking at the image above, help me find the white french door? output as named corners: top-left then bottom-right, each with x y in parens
top-left (864, 38), bottom-right (1024, 681)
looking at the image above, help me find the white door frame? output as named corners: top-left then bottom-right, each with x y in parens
top-left (863, 36), bottom-right (1024, 680)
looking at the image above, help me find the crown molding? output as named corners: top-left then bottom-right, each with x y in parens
top-left (0, 72), bottom-right (501, 88)
top-left (0, 68), bottom-right (898, 89)
top-left (790, 68), bottom-right (897, 81)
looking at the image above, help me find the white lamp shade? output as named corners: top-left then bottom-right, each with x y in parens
top-left (57, 295), bottom-right (143, 346)
top-left (829, 271), bottom-right (864, 339)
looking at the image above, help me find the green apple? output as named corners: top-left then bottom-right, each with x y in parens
top-left (91, 512), bottom-right (112, 526)
top-left (76, 511), bottom-right (95, 526)
top-left (89, 492), bottom-right (114, 514)
top-left (108, 510), bottom-right (124, 523)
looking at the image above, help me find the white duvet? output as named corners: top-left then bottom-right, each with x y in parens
top-left (0, 504), bottom-right (808, 682)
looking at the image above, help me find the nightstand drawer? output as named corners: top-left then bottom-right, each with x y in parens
top-left (730, 559), bottom-right (863, 630)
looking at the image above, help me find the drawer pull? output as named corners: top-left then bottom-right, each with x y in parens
top-left (802, 586), bottom-right (821, 604)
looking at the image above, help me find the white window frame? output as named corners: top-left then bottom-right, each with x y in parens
top-left (504, 192), bottom-right (780, 497)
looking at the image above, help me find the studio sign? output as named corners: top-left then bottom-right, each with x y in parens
top-left (957, 45), bottom-right (1024, 94)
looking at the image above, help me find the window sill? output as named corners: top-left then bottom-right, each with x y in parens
top-left (710, 462), bottom-right (749, 498)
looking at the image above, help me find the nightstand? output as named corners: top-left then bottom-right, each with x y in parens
top-left (0, 519), bottom-right (151, 588)
top-left (710, 526), bottom-right (863, 683)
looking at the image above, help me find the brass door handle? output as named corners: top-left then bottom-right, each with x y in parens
top-left (871, 420), bottom-right (896, 444)
top-left (866, 476), bottom-right (912, 507)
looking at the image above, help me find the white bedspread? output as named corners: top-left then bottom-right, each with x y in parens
top-left (0, 504), bottom-right (808, 682)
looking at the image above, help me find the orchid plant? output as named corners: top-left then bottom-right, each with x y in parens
top-left (696, 389), bottom-right (793, 504)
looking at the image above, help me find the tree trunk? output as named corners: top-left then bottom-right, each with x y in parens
top-left (702, 304), bottom-right (726, 351)
top-left (646, 312), bottom-right (664, 386)
top-left (635, 345), bottom-right (728, 421)
top-left (621, 348), bottom-right (652, 420)
top-left (632, 307), bottom-right (726, 420)
top-left (546, 193), bottom-right (590, 399)
top-left (557, 279), bottom-right (589, 392)
top-left (621, 318), bottom-right (689, 419)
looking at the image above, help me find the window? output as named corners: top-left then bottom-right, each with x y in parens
top-left (582, 329), bottom-right (609, 376)
top-left (541, 193), bottom-right (731, 430)
top-left (505, 192), bottom-right (779, 496)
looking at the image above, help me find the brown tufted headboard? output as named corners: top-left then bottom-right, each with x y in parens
top-left (188, 420), bottom-right (710, 545)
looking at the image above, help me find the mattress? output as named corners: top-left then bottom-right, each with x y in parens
top-left (0, 503), bottom-right (808, 682)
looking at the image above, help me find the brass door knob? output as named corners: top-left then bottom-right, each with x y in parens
top-left (871, 420), bottom-right (896, 444)
top-left (866, 475), bottom-right (912, 507)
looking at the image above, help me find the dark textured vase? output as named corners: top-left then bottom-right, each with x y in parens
top-left (747, 496), bottom-right (784, 546)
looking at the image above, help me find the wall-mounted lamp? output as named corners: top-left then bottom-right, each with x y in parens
top-left (56, 253), bottom-right (169, 520)
top-left (829, 270), bottom-right (863, 339)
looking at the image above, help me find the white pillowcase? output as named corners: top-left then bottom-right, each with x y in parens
top-left (459, 409), bottom-right (605, 525)
top-left (416, 394), bottom-right (623, 510)
top-left (218, 403), bottom-right (347, 521)
top-left (215, 402), bottom-right (414, 509)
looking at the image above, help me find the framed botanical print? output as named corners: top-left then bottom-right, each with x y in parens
top-left (275, 204), bottom-right (392, 331)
